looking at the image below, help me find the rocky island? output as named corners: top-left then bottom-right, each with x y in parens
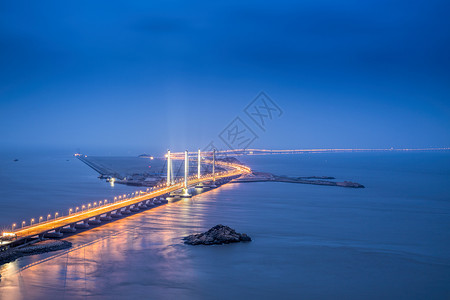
top-left (0, 239), bottom-right (72, 265)
top-left (184, 225), bottom-right (252, 245)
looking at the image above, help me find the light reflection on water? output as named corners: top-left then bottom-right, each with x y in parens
top-left (0, 185), bottom-right (239, 300)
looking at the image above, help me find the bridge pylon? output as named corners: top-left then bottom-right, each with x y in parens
top-left (182, 149), bottom-right (192, 197)
top-left (211, 148), bottom-right (217, 187)
top-left (167, 149), bottom-right (172, 185)
top-left (198, 148), bottom-right (201, 179)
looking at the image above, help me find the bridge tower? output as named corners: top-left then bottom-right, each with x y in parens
top-left (211, 148), bottom-right (217, 187)
top-left (182, 150), bottom-right (191, 197)
top-left (198, 148), bottom-right (201, 179)
top-left (167, 149), bottom-right (171, 185)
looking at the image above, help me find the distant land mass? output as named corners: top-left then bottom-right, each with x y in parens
top-left (169, 147), bottom-right (450, 157)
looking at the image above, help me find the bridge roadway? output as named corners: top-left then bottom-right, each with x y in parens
top-left (5, 160), bottom-right (251, 246)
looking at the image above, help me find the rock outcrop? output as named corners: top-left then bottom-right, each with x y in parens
top-left (0, 240), bottom-right (72, 265)
top-left (184, 225), bottom-right (251, 245)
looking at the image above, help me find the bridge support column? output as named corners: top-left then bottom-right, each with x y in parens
top-left (88, 216), bottom-right (101, 225)
top-left (130, 204), bottom-right (140, 212)
top-left (195, 182), bottom-right (206, 189)
top-left (100, 212), bottom-right (112, 221)
top-left (169, 192), bottom-right (181, 198)
top-left (75, 220), bottom-right (89, 229)
top-left (122, 206), bottom-right (132, 214)
top-left (44, 227), bottom-right (63, 238)
top-left (112, 210), bottom-right (122, 218)
top-left (60, 224), bottom-right (76, 233)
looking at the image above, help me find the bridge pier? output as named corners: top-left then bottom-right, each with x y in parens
top-left (130, 204), bottom-right (140, 212)
top-left (44, 227), bottom-right (63, 238)
top-left (60, 224), bottom-right (76, 233)
top-left (88, 216), bottom-right (101, 225)
top-left (100, 212), bottom-right (112, 221)
top-left (181, 189), bottom-right (192, 198)
top-left (169, 192), bottom-right (181, 198)
top-left (75, 220), bottom-right (90, 229)
top-left (195, 183), bottom-right (207, 189)
top-left (122, 206), bottom-right (132, 214)
top-left (111, 210), bottom-right (122, 218)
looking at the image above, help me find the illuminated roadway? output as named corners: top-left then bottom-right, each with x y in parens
top-left (4, 160), bottom-right (251, 246)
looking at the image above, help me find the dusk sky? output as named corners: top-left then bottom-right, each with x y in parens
top-left (1, 0), bottom-right (449, 155)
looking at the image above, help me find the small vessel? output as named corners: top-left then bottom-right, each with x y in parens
top-left (13, 159), bottom-right (19, 162)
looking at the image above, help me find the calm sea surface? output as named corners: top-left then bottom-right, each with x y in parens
top-left (0, 151), bottom-right (449, 299)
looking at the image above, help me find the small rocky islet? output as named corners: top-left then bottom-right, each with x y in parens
top-left (184, 225), bottom-right (252, 245)
top-left (0, 240), bottom-right (72, 266)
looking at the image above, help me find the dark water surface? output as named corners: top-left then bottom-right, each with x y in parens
top-left (0, 152), bottom-right (449, 299)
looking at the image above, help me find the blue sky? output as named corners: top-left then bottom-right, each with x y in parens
top-left (0, 0), bottom-right (449, 155)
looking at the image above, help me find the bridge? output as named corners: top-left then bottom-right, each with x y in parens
top-left (1, 149), bottom-right (251, 250)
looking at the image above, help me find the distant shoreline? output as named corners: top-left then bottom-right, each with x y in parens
top-left (168, 148), bottom-right (450, 157)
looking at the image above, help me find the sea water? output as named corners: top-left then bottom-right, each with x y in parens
top-left (0, 151), bottom-right (449, 299)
